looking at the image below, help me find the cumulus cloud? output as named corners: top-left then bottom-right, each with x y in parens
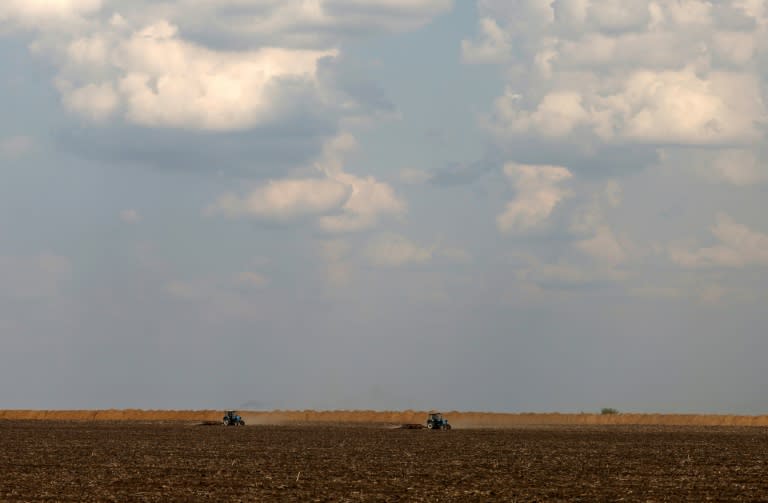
top-left (315, 134), bottom-right (407, 232)
top-left (489, 69), bottom-right (763, 145)
top-left (0, 0), bottom-right (102, 28)
top-left (58, 81), bottom-right (119, 122)
top-left (568, 180), bottom-right (632, 265)
top-left (461, 17), bottom-right (511, 64)
top-left (1, 0), bottom-right (451, 188)
top-left (317, 171), bottom-right (406, 233)
top-left (206, 133), bottom-right (406, 232)
top-left (670, 214), bottom-right (768, 268)
top-left (467, 0), bottom-right (768, 176)
top-left (510, 253), bottom-right (629, 291)
top-left (205, 178), bottom-right (351, 220)
top-left (365, 233), bottom-right (433, 267)
top-left (575, 225), bottom-right (628, 265)
top-left (0, 0), bottom-right (452, 196)
top-left (497, 163), bottom-right (572, 234)
top-left (4, 0), bottom-right (450, 135)
top-left (364, 234), bottom-right (470, 268)
top-left (54, 20), bottom-right (335, 130)
top-left (464, 0), bottom-right (768, 296)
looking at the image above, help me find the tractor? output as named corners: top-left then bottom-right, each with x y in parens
top-left (426, 412), bottom-right (451, 430)
top-left (223, 410), bottom-right (245, 426)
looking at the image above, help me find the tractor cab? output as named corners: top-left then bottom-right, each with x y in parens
top-left (426, 411), bottom-right (451, 430)
top-left (223, 410), bottom-right (245, 426)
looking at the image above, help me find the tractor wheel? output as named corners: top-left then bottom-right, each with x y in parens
top-left (445, 424), bottom-right (452, 430)
top-left (223, 418), bottom-right (230, 426)
top-left (427, 422), bottom-right (434, 429)
top-left (239, 420), bottom-right (245, 426)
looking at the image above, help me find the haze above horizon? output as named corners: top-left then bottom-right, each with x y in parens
top-left (1, 0), bottom-right (767, 414)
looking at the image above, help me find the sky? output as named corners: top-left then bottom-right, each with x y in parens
top-left (1, 0), bottom-right (767, 414)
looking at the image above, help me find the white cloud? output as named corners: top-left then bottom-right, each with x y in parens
top-left (0, 254), bottom-right (72, 299)
top-left (490, 69), bottom-right (763, 145)
top-left (575, 225), bottom-right (628, 265)
top-left (366, 233), bottom-right (433, 267)
top-left (205, 178), bottom-right (350, 220)
top-left (317, 171), bottom-right (406, 233)
top-left (119, 209), bottom-right (141, 223)
top-left (315, 133), bottom-right (406, 233)
top-left (670, 214), bottom-right (768, 268)
top-left (608, 70), bottom-right (761, 145)
top-left (467, 0), bottom-right (768, 294)
top-left (207, 133), bottom-right (405, 232)
top-left (54, 21), bottom-right (335, 130)
top-left (497, 163), bottom-right (572, 234)
top-left (493, 90), bottom-right (591, 138)
top-left (569, 180), bottom-right (632, 265)
top-left (5, 1), bottom-right (450, 131)
top-left (469, 0), bottom-right (768, 162)
top-left (510, 252), bottom-right (629, 290)
top-left (0, 0), bottom-right (102, 28)
top-left (462, 17), bottom-right (511, 64)
top-left (364, 234), bottom-right (470, 269)
top-left (58, 81), bottom-right (119, 121)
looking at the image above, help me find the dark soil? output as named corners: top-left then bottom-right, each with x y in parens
top-left (1, 421), bottom-right (767, 502)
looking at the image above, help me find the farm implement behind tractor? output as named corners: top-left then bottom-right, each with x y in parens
top-left (399, 412), bottom-right (452, 430)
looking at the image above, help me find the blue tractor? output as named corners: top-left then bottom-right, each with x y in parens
top-left (426, 412), bottom-right (451, 430)
top-left (223, 410), bottom-right (245, 426)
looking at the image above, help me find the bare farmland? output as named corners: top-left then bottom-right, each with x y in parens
top-left (1, 421), bottom-right (767, 501)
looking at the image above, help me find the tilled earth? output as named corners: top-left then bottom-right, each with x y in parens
top-left (1, 421), bottom-right (767, 502)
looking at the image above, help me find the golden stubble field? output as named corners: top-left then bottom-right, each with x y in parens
top-left (1, 419), bottom-right (768, 501)
top-left (4, 409), bottom-right (768, 427)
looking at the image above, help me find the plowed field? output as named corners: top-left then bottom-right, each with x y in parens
top-left (1, 421), bottom-right (767, 502)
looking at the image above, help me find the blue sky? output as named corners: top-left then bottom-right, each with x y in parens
top-left (1, 0), bottom-right (767, 413)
